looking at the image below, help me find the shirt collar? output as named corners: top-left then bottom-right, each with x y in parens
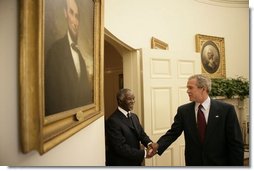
top-left (67, 31), bottom-right (74, 47)
top-left (118, 106), bottom-right (130, 118)
top-left (195, 97), bottom-right (210, 111)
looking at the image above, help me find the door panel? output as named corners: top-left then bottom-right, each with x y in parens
top-left (141, 49), bottom-right (200, 166)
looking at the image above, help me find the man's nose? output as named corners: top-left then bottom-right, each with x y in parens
top-left (74, 19), bottom-right (79, 27)
top-left (72, 16), bottom-right (79, 26)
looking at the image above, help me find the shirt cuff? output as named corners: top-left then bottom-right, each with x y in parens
top-left (147, 142), bottom-right (152, 147)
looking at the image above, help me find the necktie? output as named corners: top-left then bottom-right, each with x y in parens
top-left (71, 43), bottom-right (81, 78)
top-left (127, 112), bottom-right (130, 119)
top-left (197, 104), bottom-right (206, 144)
top-left (127, 112), bottom-right (134, 127)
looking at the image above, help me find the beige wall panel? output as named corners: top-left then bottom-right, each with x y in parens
top-left (177, 60), bottom-right (196, 78)
top-left (151, 87), bottom-right (172, 134)
top-left (151, 59), bottom-right (172, 78)
top-left (154, 148), bottom-right (173, 166)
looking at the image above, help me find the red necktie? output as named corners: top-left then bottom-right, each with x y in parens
top-left (197, 104), bottom-right (206, 144)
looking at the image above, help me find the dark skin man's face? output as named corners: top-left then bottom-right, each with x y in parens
top-left (119, 90), bottom-right (135, 112)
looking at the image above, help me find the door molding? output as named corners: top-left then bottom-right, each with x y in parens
top-left (104, 28), bottom-right (143, 121)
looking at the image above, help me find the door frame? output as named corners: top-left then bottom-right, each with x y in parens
top-left (104, 28), bottom-right (143, 121)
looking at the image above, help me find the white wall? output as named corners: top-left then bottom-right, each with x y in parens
top-left (105, 0), bottom-right (249, 79)
top-left (0, 0), bottom-right (105, 166)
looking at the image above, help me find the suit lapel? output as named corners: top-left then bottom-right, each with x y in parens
top-left (188, 103), bottom-right (201, 144)
top-left (204, 100), bottom-right (220, 143)
top-left (187, 101), bottom-right (221, 145)
top-left (129, 113), bottom-right (139, 132)
top-left (117, 110), bottom-right (136, 130)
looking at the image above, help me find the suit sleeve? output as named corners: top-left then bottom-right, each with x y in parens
top-left (132, 114), bottom-right (153, 147)
top-left (226, 105), bottom-right (244, 165)
top-left (157, 108), bottom-right (184, 155)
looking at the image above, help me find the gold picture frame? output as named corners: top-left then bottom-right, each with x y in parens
top-left (151, 37), bottom-right (169, 50)
top-left (19, 0), bottom-right (104, 154)
top-left (195, 34), bottom-right (226, 78)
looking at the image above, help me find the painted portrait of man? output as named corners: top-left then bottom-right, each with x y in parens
top-left (44, 0), bottom-right (94, 116)
top-left (201, 41), bottom-right (220, 74)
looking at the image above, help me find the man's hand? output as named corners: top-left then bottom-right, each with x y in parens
top-left (146, 143), bottom-right (159, 158)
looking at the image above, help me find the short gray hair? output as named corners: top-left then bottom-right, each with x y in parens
top-left (116, 88), bottom-right (131, 104)
top-left (188, 74), bottom-right (211, 93)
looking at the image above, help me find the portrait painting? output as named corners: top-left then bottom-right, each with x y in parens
top-left (195, 34), bottom-right (226, 78)
top-left (201, 41), bottom-right (220, 74)
top-left (19, 0), bottom-right (104, 154)
top-left (44, 0), bottom-right (94, 116)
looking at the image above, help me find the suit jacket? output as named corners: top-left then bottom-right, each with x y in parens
top-left (157, 99), bottom-right (244, 166)
top-left (105, 109), bottom-right (152, 166)
top-left (45, 34), bottom-right (92, 115)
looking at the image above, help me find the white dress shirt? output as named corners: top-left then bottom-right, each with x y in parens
top-left (67, 31), bottom-right (81, 78)
top-left (195, 97), bottom-right (211, 124)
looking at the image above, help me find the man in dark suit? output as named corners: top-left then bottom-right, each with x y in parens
top-left (151, 74), bottom-right (244, 166)
top-left (45, 0), bottom-right (92, 115)
top-left (105, 88), bottom-right (156, 166)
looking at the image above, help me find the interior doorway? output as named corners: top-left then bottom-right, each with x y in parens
top-left (104, 40), bottom-right (123, 119)
top-left (104, 28), bottom-right (136, 119)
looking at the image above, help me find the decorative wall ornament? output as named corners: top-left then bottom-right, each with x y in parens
top-left (151, 37), bottom-right (169, 50)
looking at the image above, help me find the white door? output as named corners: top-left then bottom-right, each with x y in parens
top-left (141, 49), bottom-right (201, 166)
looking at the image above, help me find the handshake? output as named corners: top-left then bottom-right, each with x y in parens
top-left (146, 143), bottom-right (159, 158)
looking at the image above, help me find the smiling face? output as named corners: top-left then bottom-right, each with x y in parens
top-left (64, 0), bottom-right (80, 43)
top-left (118, 90), bottom-right (135, 112)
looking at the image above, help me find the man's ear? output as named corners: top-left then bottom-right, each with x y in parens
top-left (118, 100), bottom-right (122, 106)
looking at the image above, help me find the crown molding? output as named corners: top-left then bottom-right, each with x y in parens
top-left (194, 0), bottom-right (249, 8)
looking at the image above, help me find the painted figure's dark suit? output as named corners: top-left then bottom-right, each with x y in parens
top-left (105, 109), bottom-right (152, 166)
top-left (45, 35), bottom-right (92, 115)
top-left (157, 100), bottom-right (244, 166)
